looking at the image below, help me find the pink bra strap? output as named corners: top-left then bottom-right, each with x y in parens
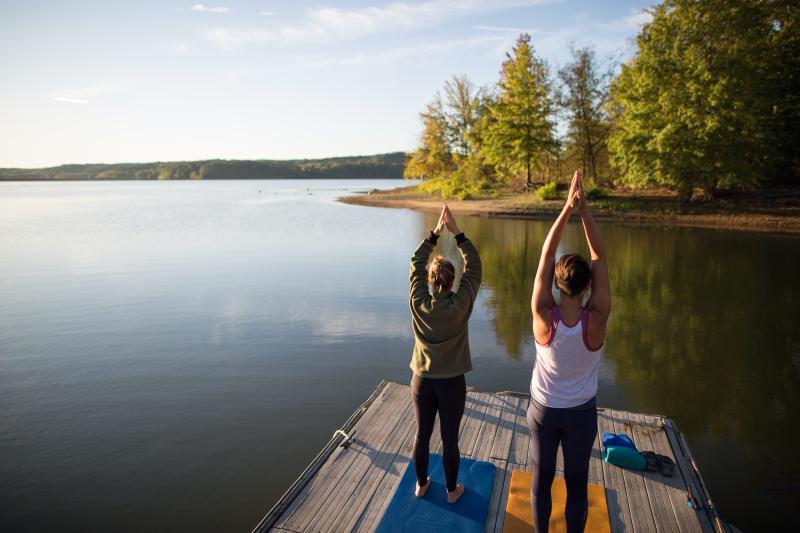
top-left (581, 308), bottom-right (603, 352)
top-left (539, 306), bottom-right (559, 346)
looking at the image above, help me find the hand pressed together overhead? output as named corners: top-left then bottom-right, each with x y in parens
top-left (433, 204), bottom-right (461, 236)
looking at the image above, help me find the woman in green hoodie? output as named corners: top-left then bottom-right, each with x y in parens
top-left (408, 205), bottom-right (482, 504)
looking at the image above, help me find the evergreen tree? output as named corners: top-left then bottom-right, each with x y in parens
top-left (485, 34), bottom-right (555, 187)
top-left (557, 46), bottom-right (613, 183)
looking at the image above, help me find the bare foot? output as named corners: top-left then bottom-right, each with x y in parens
top-left (415, 477), bottom-right (431, 498)
top-left (446, 483), bottom-right (464, 504)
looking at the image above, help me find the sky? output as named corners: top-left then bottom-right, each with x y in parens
top-left (0, 0), bottom-right (654, 168)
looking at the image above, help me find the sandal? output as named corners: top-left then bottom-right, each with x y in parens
top-left (640, 451), bottom-right (658, 472)
top-left (657, 454), bottom-right (676, 477)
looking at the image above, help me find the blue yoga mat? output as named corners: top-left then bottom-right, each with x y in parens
top-left (376, 453), bottom-right (496, 533)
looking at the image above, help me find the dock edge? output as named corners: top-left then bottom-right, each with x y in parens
top-left (250, 379), bottom-right (391, 533)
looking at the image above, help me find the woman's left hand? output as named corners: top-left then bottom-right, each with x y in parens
top-left (434, 205), bottom-right (447, 235)
top-left (567, 170), bottom-right (583, 209)
top-left (444, 205), bottom-right (461, 235)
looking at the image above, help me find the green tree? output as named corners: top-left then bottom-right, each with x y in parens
top-left (453, 88), bottom-right (498, 194)
top-left (766, 0), bottom-right (800, 182)
top-left (557, 46), bottom-right (613, 183)
top-left (468, 90), bottom-right (496, 156)
top-left (608, 0), bottom-right (784, 200)
top-left (485, 34), bottom-right (555, 187)
top-left (404, 94), bottom-right (455, 180)
top-left (443, 74), bottom-right (480, 159)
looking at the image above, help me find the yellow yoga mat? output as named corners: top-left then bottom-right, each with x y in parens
top-left (503, 470), bottom-right (611, 533)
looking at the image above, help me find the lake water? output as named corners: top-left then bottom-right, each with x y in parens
top-left (1, 179), bottom-right (798, 532)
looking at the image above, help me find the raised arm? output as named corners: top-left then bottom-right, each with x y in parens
top-left (578, 184), bottom-right (610, 321)
top-left (410, 206), bottom-right (447, 304)
top-left (532, 173), bottom-right (580, 343)
top-left (532, 173), bottom-right (580, 315)
top-left (444, 206), bottom-right (481, 306)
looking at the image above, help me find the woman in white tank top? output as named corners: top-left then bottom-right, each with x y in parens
top-left (528, 171), bottom-right (611, 533)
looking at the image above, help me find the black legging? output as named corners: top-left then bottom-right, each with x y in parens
top-left (410, 373), bottom-right (466, 492)
top-left (526, 397), bottom-right (598, 533)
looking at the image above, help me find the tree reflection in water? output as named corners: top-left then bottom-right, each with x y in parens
top-left (421, 210), bottom-right (800, 530)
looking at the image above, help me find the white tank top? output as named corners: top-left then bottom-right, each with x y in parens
top-left (530, 306), bottom-right (603, 408)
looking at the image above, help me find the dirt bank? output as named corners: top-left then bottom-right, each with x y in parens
top-left (339, 186), bottom-right (800, 235)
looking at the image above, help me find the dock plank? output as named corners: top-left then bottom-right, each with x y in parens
top-left (280, 383), bottom-right (409, 531)
top-left (290, 403), bottom-right (406, 531)
top-left (589, 418), bottom-right (605, 485)
top-left (271, 383), bottom-right (399, 529)
top-left (481, 458), bottom-right (508, 533)
top-left (648, 416), bottom-right (708, 533)
top-left (472, 393), bottom-right (503, 461)
top-left (254, 382), bottom-right (724, 533)
top-left (327, 391), bottom-right (417, 532)
top-left (663, 420), bottom-right (716, 532)
top-left (508, 398), bottom-right (530, 467)
top-left (458, 392), bottom-right (495, 457)
top-left (625, 411), bottom-right (680, 533)
top-left (490, 461), bottom-right (517, 532)
top-left (489, 396), bottom-right (520, 461)
top-left (350, 419), bottom-right (418, 532)
top-left (598, 409), bottom-right (632, 532)
top-left (471, 394), bottom-right (512, 533)
top-left (614, 408), bottom-right (658, 533)
top-left (316, 385), bottom-right (412, 530)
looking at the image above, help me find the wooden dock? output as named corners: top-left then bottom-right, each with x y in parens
top-left (252, 380), bottom-right (729, 532)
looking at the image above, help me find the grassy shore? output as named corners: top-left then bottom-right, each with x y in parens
top-left (340, 184), bottom-right (800, 234)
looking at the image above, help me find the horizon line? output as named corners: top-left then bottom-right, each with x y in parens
top-left (0, 150), bottom-right (409, 171)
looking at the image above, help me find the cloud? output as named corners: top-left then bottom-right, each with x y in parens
top-left (204, 0), bottom-right (561, 48)
top-left (189, 4), bottom-right (230, 14)
top-left (50, 81), bottom-right (122, 105)
top-left (620, 9), bottom-right (653, 29)
top-left (319, 34), bottom-right (506, 66)
top-left (593, 8), bottom-right (653, 31)
top-left (474, 24), bottom-right (552, 35)
top-left (465, 10), bottom-right (651, 66)
top-left (258, 10), bottom-right (274, 16)
top-left (205, 27), bottom-right (272, 48)
top-left (53, 96), bottom-right (88, 104)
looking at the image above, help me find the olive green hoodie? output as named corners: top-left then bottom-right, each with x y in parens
top-left (409, 233), bottom-right (482, 378)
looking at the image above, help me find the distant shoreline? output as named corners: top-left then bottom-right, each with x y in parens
top-left (0, 176), bottom-right (403, 182)
top-left (0, 153), bottom-right (405, 182)
top-left (340, 185), bottom-right (800, 235)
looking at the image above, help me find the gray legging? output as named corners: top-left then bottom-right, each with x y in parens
top-left (526, 396), bottom-right (598, 533)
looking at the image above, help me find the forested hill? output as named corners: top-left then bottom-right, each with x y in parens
top-left (0, 152), bottom-right (406, 181)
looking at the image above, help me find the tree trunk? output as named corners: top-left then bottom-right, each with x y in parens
top-left (584, 126), bottom-right (597, 181)
top-left (526, 153), bottom-right (531, 187)
top-left (677, 183), bottom-right (693, 203)
top-left (582, 150), bottom-right (587, 181)
top-left (587, 144), bottom-right (598, 182)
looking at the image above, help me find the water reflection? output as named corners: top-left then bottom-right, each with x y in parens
top-left (1, 181), bottom-right (797, 532)
top-left (421, 211), bottom-right (800, 529)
